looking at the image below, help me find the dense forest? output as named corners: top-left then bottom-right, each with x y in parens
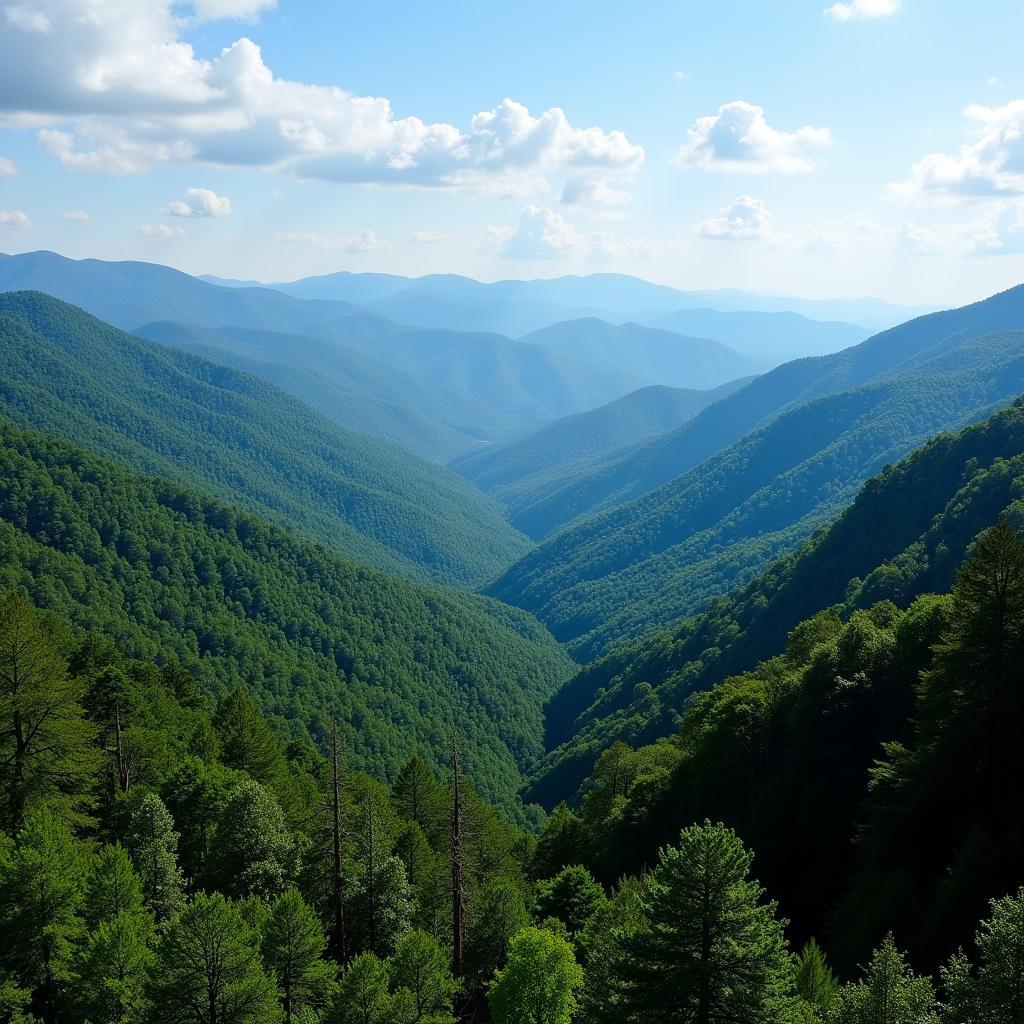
top-left (3, 515), bottom-right (1024, 1023)
top-left (0, 417), bottom-right (573, 815)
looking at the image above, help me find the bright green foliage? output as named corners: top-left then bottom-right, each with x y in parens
top-left (535, 867), bottom-right (607, 938)
top-left (832, 935), bottom-right (936, 1024)
top-left (147, 892), bottom-right (279, 1024)
top-left (487, 926), bottom-right (584, 1024)
top-left (0, 592), bottom-right (99, 834)
top-left (349, 857), bottom-right (412, 960)
top-left (388, 930), bottom-right (458, 1024)
top-left (208, 779), bottom-right (295, 900)
top-left (0, 419), bottom-right (572, 816)
top-left (612, 821), bottom-right (794, 1024)
top-left (83, 844), bottom-right (146, 930)
top-left (123, 791), bottom-right (185, 921)
top-left (262, 888), bottom-right (336, 1024)
top-left (796, 941), bottom-right (838, 1017)
top-left (0, 810), bottom-right (88, 1024)
top-left (75, 911), bottom-right (155, 1024)
top-left (330, 954), bottom-right (393, 1024)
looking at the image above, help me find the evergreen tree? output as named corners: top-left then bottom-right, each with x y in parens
top-left (388, 930), bottom-right (458, 1024)
top-left (833, 934), bottom-right (936, 1024)
top-left (83, 844), bottom-right (146, 930)
top-left (532, 805), bottom-right (584, 882)
top-left (0, 593), bottom-right (99, 834)
top-left (0, 809), bottom-right (87, 1024)
top-left (146, 892), bottom-right (278, 1024)
top-left (209, 780), bottom-right (295, 900)
top-left (330, 953), bottom-right (393, 1024)
top-left (213, 691), bottom-right (287, 791)
top-left (795, 940), bottom-right (837, 1017)
top-left (391, 759), bottom-right (444, 846)
top-left (75, 911), bottom-right (154, 1024)
top-left (123, 791), bottom-right (184, 922)
top-left (464, 878), bottom-right (530, 993)
top-left (536, 866), bottom-right (607, 939)
top-left (262, 887), bottom-right (335, 1024)
top-left (487, 927), bottom-right (583, 1024)
top-left (612, 821), bottom-right (794, 1024)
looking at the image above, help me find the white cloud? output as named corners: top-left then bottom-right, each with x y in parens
top-left (674, 100), bottom-right (832, 174)
top-left (190, 0), bottom-right (276, 21)
top-left (166, 186), bottom-right (231, 217)
top-left (4, 4), bottom-right (52, 32)
top-left (496, 205), bottom-right (583, 259)
top-left (890, 100), bottom-right (1024, 203)
top-left (0, 210), bottom-right (31, 226)
top-left (825, 0), bottom-right (900, 20)
top-left (671, 69), bottom-right (691, 80)
top-left (0, 156), bottom-right (15, 175)
top-left (561, 175), bottom-right (631, 207)
top-left (408, 230), bottom-right (447, 244)
top-left (62, 208), bottom-right (89, 220)
top-left (140, 223), bottom-right (185, 238)
top-left (0, 1), bottom-right (642, 201)
top-left (274, 228), bottom-right (390, 252)
top-left (698, 195), bottom-right (774, 240)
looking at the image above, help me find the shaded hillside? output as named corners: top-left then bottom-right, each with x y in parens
top-left (527, 396), bottom-right (1024, 806)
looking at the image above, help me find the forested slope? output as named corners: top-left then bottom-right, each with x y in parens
top-left (527, 396), bottom-right (1024, 806)
top-left (0, 292), bottom-right (531, 586)
top-left (0, 417), bottom-right (574, 812)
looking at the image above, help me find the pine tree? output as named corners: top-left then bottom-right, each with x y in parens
top-left (124, 791), bottom-right (184, 921)
top-left (75, 910), bottom-right (154, 1024)
top-left (464, 878), bottom-right (530, 992)
top-left (612, 821), bottom-right (794, 1024)
top-left (0, 809), bottom-right (88, 1024)
top-left (391, 757), bottom-right (445, 846)
top-left (833, 934), bottom-right (936, 1024)
top-left (262, 887), bottom-right (336, 1024)
top-left (794, 940), bottom-right (837, 1016)
top-left (487, 927), bottom-right (583, 1024)
top-left (146, 892), bottom-right (278, 1024)
top-left (0, 593), bottom-right (99, 835)
top-left (330, 953), bottom-right (393, 1024)
top-left (536, 866), bottom-right (607, 938)
top-left (213, 690), bottom-right (287, 790)
top-left (83, 844), bottom-right (146, 930)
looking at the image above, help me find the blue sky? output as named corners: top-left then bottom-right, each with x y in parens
top-left (2, 0), bottom-right (1024, 304)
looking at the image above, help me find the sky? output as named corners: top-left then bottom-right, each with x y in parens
top-left (2, 0), bottom-right (1024, 304)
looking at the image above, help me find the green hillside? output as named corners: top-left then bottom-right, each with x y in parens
top-left (491, 329), bottom-right (1024, 657)
top-left (452, 380), bottom-right (750, 529)
top-left (0, 291), bottom-right (531, 586)
top-left (0, 417), bottom-right (574, 811)
top-left (527, 395), bottom-right (1024, 806)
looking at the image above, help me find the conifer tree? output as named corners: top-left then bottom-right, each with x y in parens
top-left (330, 953), bottom-right (392, 1024)
top-left (83, 844), bottom-right (146, 930)
top-left (124, 791), bottom-right (184, 922)
top-left (213, 690), bottom-right (287, 790)
top-left (75, 910), bottom-right (155, 1024)
top-left (833, 934), bottom-right (936, 1024)
top-left (536, 866), bottom-right (607, 939)
top-left (611, 821), bottom-right (794, 1024)
top-left (389, 930), bottom-right (458, 1024)
top-left (794, 940), bottom-right (837, 1017)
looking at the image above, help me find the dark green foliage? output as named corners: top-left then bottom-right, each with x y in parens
top-left (529, 396), bottom-right (1024, 808)
top-left (123, 791), bottom-right (184, 922)
top-left (0, 290), bottom-right (530, 586)
top-left (0, 418), bottom-right (573, 812)
top-left (609, 821), bottom-right (794, 1024)
top-left (535, 866), bottom-right (607, 938)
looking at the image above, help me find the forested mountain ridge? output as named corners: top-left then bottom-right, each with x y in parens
top-left (0, 416), bottom-right (574, 812)
top-left (0, 291), bottom-right (531, 586)
top-left (135, 321), bottom-right (509, 462)
top-left (451, 379), bottom-right (751, 527)
top-left (498, 282), bottom-right (1024, 541)
top-left (519, 318), bottom-right (760, 391)
top-left (526, 395), bottom-right (1024, 807)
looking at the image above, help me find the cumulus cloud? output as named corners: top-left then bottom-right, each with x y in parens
top-left (825, 0), bottom-right (900, 20)
top-left (0, 156), bottom-right (15, 175)
top-left (496, 205), bottom-right (583, 259)
top-left (190, 0), bottom-right (276, 20)
top-left (166, 186), bottom-right (231, 217)
top-left (674, 100), bottom-right (832, 173)
top-left (561, 175), bottom-right (631, 207)
top-left (0, 210), bottom-right (31, 226)
top-left (63, 208), bottom-right (89, 220)
top-left (0, 1), bottom-right (642, 201)
top-left (274, 228), bottom-right (389, 252)
top-left (698, 195), bottom-right (774, 240)
top-left (4, 4), bottom-right (52, 32)
top-left (408, 230), bottom-right (447, 244)
top-left (140, 223), bottom-right (185, 238)
top-left (890, 100), bottom-right (1024, 203)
